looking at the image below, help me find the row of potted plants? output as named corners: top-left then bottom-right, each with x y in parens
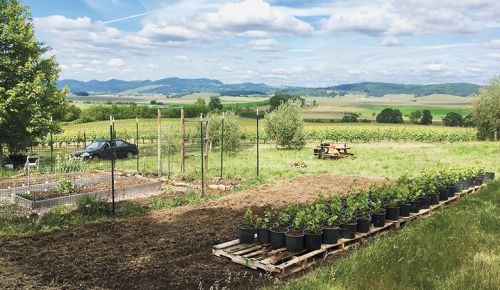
top-left (238, 167), bottom-right (495, 253)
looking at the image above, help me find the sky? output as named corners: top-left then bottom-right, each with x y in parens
top-left (22, 0), bottom-right (500, 86)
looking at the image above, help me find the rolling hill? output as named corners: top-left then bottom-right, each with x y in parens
top-left (58, 78), bottom-right (480, 97)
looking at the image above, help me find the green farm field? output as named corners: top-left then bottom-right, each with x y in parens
top-left (301, 94), bottom-right (474, 122)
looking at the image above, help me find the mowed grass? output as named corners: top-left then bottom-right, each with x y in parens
top-left (108, 142), bottom-right (499, 187)
top-left (278, 180), bottom-right (500, 290)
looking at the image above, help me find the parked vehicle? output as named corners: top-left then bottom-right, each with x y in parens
top-left (71, 140), bottom-right (138, 160)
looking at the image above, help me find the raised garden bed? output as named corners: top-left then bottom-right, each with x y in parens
top-left (213, 185), bottom-right (482, 277)
top-left (0, 172), bottom-right (111, 198)
top-left (0, 170), bottom-right (109, 190)
top-left (11, 176), bottom-right (161, 210)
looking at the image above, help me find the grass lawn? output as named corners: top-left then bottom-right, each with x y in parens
top-left (109, 142), bottom-right (499, 187)
top-left (278, 179), bottom-right (500, 290)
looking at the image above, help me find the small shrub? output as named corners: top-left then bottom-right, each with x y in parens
top-left (117, 202), bottom-right (147, 217)
top-left (207, 111), bottom-right (241, 152)
top-left (76, 195), bottom-right (110, 216)
top-left (264, 100), bottom-right (306, 149)
top-left (55, 156), bottom-right (88, 173)
top-left (18, 191), bottom-right (33, 200)
top-left (56, 178), bottom-right (74, 196)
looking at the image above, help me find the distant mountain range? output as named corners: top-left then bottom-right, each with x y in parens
top-left (58, 78), bottom-right (480, 97)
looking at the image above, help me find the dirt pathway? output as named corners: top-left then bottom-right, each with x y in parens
top-left (0, 174), bottom-right (382, 290)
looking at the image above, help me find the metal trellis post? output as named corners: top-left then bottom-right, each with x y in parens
top-left (136, 117), bottom-right (139, 173)
top-left (200, 114), bottom-right (205, 195)
top-left (110, 115), bottom-right (116, 216)
top-left (256, 109), bottom-right (259, 178)
top-left (220, 112), bottom-right (224, 178)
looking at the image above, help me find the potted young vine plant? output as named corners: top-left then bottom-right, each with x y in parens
top-left (304, 207), bottom-right (324, 251)
top-left (239, 208), bottom-right (256, 243)
top-left (397, 185), bottom-right (411, 217)
top-left (256, 210), bottom-right (273, 244)
top-left (340, 198), bottom-right (357, 239)
top-left (384, 185), bottom-right (400, 221)
top-left (285, 210), bottom-right (306, 252)
top-left (355, 193), bottom-right (371, 233)
top-left (369, 185), bottom-right (387, 227)
top-left (322, 214), bottom-right (340, 244)
top-left (270, 211), bottom-right (290, 249)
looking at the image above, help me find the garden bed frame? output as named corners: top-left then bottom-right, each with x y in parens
top-left (11, 179), bottom-right (161, 210)
top-left (213, 185), bottom-right (483, 277)
top-left (0, 173), bottom-right (111, 199)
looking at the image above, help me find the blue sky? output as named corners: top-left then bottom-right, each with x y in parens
top-left (23, 0), bottom-right (500, 86)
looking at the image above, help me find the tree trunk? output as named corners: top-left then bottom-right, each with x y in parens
top-left (495, 130), bottom-right (498, 141)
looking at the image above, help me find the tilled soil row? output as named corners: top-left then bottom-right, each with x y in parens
top-left (0, 174), bottom-right (382, 290)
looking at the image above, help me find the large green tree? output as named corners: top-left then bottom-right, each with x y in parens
top-left (420, 110), bottom-right (433, 125)
top-left (208, 95), bottom-right (223, 111)
top-left (376, 108), bottom-right (403, 124)
top-left (472, 77), bottom-right (500, 140)
top-left (0, 0), bottom-right (66, 164)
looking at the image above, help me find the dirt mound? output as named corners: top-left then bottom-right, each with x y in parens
top-left (0, 174), bottom-right (382, 290)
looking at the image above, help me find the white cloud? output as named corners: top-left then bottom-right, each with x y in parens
top-left (139, 23), bottom-right (201, 42)
top-left (221, 66), bottom-right (232, 72)
top-left (199, 0), bottom-right (313, 35)
top-left (323, 0), bottom-right (500, 36)
top-left (424, 63), bottom-right (449, 72)
top-left (485, 53), bottom-right (500, 60)
top-left (381, 36), bottom-right (400, 46)
top-left (323, 6), bottom-right (415, 36)
top-left (174, 55), bottom-right (191, 62)
top-left (107, 58), bottom-right (125, 66)
top-left (248, 38), bottom-right (280, 51)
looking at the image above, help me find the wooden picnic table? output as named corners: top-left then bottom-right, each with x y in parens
top-left (314, 144), bottom-right (353, 159)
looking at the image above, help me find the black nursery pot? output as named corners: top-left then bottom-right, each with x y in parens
top-left (304, 230), bottom-right (323, 251)
top-left (429, 193), bottom-right (440, 205)
top-left (270, 226), bottom-right (287, 249)
top-left (420, 196), bottom-right (431, 209)
top-left (340, 222), bottom-right (357, 239)
top-left (461, 179), bottom-right (470, 191)
top-left (447, 185), bottom-right (455, 197)
top-left (453, 182), bottom-right (463, 194)
top-left (322, 225), bottom-right (340, 244)
top-left (258, 228), bottom-right (271, 244)
top-left (372, 211), bottom-right (386, 227)
top-left (238, 225), bottom-right (256, 243)
top-left (399, 203), bottom-right (411, 217)
top-left (410, 200), bottom-right (421, 213)
top-left (356, 217), bottom-right (372, 233)
top-left (474, 176), bottom-right (482, 186)
top-left (285, 230), bottom-right (304, 252)
top-left (439, 189), bottom-right (449, 201)
top-left (385, 206), bottom-right (400, 221)
top-left (481, 174), bottom-right (488, 184)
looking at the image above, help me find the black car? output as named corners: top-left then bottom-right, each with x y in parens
top-left (72, 140), bottom-right (138, 160)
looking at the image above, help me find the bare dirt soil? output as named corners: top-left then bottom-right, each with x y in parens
top-left (0, 174), bottom-right (382, 290)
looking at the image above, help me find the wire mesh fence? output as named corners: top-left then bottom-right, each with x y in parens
top-left (0, 112), bottom-right (260, 185)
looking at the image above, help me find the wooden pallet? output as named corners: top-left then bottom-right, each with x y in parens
top-left (213, 185), bottom-right (483, 277)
